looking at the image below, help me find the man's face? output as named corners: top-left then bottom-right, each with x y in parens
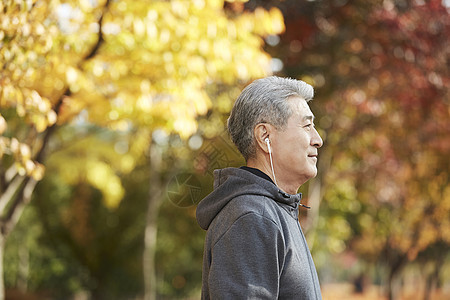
top-left (271, 96), bottom-right (323, 187)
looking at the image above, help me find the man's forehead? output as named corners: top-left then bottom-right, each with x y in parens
top-left (288, 96), bottom-right (314, 118)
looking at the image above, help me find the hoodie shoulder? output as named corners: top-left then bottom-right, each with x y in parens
top-left (196, 168), bottom-right (277, 230)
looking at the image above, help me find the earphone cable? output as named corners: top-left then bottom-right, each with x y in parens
top-left (269, 151), bottom-right (278, 186)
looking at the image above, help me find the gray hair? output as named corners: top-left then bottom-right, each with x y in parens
top-left (227, 76), bottom-right (314, 161)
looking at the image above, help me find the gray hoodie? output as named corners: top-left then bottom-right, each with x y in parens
top-left (196, 167), bottom-right (322, 299)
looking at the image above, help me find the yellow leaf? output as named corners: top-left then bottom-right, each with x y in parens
top-left (269, 7), bottom-right (285, 34)
top-left (31, 163), bottom-right (45, 181)
top-left (0, 115), bottom-right (6, 134)
top-left (66, 67), bottom-right (79, 84)
top-left (86, 160), bottom-right (125, 209)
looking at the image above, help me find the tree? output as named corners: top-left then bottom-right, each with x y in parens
top-left (1, 0), bottom-right (284, 298)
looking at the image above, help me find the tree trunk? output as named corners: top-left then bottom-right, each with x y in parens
top-left (143, 144), bottom-right (163, 300)
top-left (0, 177), bottom-right (37, 299)
top-left (0, 236), bottom-right (4, 300)
top-left (304, 147), bottom-right (332, 245)
top-left (18, 245), bottom-right (29, 293)
top-left (423, 273), bottom-right (433, 300)
top-left (423, 253), bottom-right (444, 300)
top-left (386, 255), bottom-right (405, 300)
top-left (387, 269), bottom-right (395, 300)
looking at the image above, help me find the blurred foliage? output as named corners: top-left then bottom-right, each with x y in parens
top-left (1, 0), bottom-right (284, 298)
top-left (6, 154), bottom-right (147, 298)
top-left (0, 0), bottom-right (283, 190)
top-left (2, 0), bottom-right (449, 299)
top-left (5, 128), bottom-right (244, 298)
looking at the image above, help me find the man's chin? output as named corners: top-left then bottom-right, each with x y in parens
top-left (297, 171), bottom-right (318, 186)
top-left (308, 165), bottom-right (318, 175)
top-left (307, 169), bottom-right (318, 180)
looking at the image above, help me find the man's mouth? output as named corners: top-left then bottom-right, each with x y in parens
top-left (308, 154), bottom-right (318, 162)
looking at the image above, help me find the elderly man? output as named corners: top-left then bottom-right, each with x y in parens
top-left (196, 76), bottom-right (323, 299)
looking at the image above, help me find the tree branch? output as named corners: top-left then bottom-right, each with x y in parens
top-left (0, 165), bottom-right (5, 193)
top-left (35, 0), bottom-right (111, 163)
top-left (1, 177), bottom-right (37, 237)
top-left (0, 175), bottom-right (25, 216)
top-left (83, 0), bottom-right (111, 62)
top-left (5, 164), bottom-right (18, 184)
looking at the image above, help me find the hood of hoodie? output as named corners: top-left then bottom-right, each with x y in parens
top-left (196, 167), bottom-right (302, 230)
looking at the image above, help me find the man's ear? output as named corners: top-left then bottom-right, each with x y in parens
top-left (254, 123), bottom-right (272, 154)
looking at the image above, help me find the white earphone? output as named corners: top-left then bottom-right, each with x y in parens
top-left (265, 137), bottom-right (271, 153)
top-left (264, 137), bottom-right (277, 186)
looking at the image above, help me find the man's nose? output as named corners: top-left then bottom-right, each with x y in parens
top-left (311, 128), bottom-right (323, 148)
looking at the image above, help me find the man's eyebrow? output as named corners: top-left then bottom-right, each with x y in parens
top-left (303, 115), bottom-right (315, 122)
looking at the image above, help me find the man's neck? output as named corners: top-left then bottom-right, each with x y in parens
top-left (247, 157), bottom-right (300, 195)
top-left (247, 158), bottom-right (273, 183)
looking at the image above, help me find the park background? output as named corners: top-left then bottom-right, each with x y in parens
top-left (1, 0), bottom-right (449, 299)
